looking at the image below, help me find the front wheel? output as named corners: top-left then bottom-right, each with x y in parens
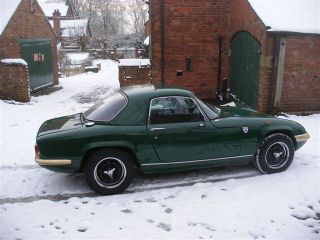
top-left (85, 149), bottom-right (134, 195)
top-left (254, 133), bottom-right (295, 174)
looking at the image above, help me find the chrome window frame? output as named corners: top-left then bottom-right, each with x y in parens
top-left (147, 96), bottom-right (209, 126)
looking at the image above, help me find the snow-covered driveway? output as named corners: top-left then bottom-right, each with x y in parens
top-left (0, 60), bottom-right (319, 239)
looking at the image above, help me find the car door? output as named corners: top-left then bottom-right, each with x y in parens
top-left (147, 96), bottom-right (242, 164)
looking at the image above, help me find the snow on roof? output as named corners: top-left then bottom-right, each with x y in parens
top-left (0, 0), bottom-right (21, 35)
top-left (60, 19), bottom-right (88, 37)
top-left (38, 0), bottom-right (69, 17)
top-left (1, 58), bottom-right (27, 65)
top-left (249, 0), bottom-right (320, 34)
top-left (66, 52), bottom-right (90, 65)
top-left (144, 36), bottom-right (150, 46)
top-left (119, 59), bottom-right (151, 67)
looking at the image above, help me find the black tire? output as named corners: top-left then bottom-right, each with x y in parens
top-left (254, 133), bottom-right (295, 174)
top-left (84, 149), bottom-right (134, 195)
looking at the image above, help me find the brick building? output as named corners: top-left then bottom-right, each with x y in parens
top-left (149, 0), bottom-right (320, 113)
top-left (0, 0), bottom-right (58, 102)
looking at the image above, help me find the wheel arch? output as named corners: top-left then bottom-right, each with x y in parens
top-left (80, 143), bottom-right (140, 172)
top-left (261, 129), bottom-right (297, 149)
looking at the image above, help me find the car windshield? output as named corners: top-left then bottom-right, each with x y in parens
top-left (195, 97), bottom-right (220, 120)
top-left (83, 91), bottom-right (127, 122)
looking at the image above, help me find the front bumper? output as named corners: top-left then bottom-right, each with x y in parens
top-left (295, 133), bottom-right (310, 143)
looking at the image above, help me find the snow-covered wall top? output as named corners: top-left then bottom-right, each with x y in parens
top-left (38, 0), bottom-right (68, 17)
top-left (249, 0), bottom-right (320, 34)
top-left (119, 59), bottom-right (151, 67)
top-left (0, 0), bottom-right (21, 35)
top-left (1, 58), bottom-right (28, 65)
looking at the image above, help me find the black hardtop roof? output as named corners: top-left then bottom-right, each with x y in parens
top-left (121, 84), bottom-right (194, 100)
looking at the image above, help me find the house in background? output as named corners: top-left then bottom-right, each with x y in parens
top-left (149, 0), bottom-right (320, 113)
top-left (38, 0), bottom-right (75, 20)
top-left (39, 0), bottom-right (91, 51)
top-left (0, 0), bottom-right (58, 102)
top-left (52, 16), bottom-right (91, 50)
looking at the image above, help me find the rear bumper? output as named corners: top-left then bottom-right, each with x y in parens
top-left (36, 159), bottom-right (71, 166)
top-left (35, 158), bottom-right (79, 173)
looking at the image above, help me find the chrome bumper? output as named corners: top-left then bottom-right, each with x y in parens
top-left (295, 133), bottom-right (310, 142)
top-left (36, 159), bottom-right (71, 166)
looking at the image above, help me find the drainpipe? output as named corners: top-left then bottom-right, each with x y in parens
top-left (267, 34), bottom-right (279, 114)
top-left (160, 0), bottom-right (165, 86)
top-left (274, 36), bottom-right (287, 111)
top-left (216, 37), bottom-right (223, 100)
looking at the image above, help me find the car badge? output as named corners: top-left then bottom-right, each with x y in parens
top-left (243, 127), bottom-right (249, 134)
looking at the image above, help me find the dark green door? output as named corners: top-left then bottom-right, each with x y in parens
top-left (230, 32), bottom-right (261, 109)
top-left (147, 96), bottom-right (242, 163)
top-left (19, 39), bottom-right (53, 91)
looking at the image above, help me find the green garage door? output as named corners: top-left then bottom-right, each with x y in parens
top-left (19, 39), bottom-right (53, 91)
top-left (230, 32), bottom-right (261, 109)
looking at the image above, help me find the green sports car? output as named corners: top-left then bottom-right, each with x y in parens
top-left (35, 85), bottom-right (309, 195)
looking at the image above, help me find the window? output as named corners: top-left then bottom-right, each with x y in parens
top-left (149, 97), bottom-right (204, 124)
top-left (84, 91), bottom-right (127, 122)
top-left (195, 97), bottom-right (220, 120)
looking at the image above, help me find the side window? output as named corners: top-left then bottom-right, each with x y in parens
top-left (149, 97), bottom-right (204, 124)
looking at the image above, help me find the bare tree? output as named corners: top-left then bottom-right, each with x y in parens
top-left (76, 0), bottom-right (128, 49)
top-left (127, 0), bottom-right (148, 43)
top-left (62, 25), bottom-right (90, 51)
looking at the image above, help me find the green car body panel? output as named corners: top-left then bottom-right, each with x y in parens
top-left (36, 85), bottom-right (308, 174)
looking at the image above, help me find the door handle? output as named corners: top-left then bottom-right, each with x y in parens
top-left (150, 128), bottom-right (166, 132)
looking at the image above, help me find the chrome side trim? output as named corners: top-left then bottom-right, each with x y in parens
top-left (36, 159), bottom-right (71, 166)
top-left (141, 155), bottom-right (253, 167)
top-left (295, 133), bottom-right (310, 142)
top-left (150, 128), bottom-right (166, 132)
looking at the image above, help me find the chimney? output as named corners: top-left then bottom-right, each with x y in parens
top-left (53, 10), bottom-right (61, 40)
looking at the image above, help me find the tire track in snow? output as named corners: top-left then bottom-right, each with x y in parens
top-left (0, 171), bottom-right (259, 204)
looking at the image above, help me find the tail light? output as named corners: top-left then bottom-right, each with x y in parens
top-left (35, 144), bottom-right (39, 161)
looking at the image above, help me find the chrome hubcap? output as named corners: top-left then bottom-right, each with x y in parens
top-left (94, 157), bottom-right (126, 189)
top-left (265, 142), bottom-right (289, 169)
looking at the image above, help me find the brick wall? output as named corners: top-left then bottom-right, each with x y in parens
top-left (230, 0), bottom-right (320, 113)
top-left (230, 0), bottom-right (274, 112)
top-left (150, 0), bottom-right (320, 113)
top-left (119, 65), bottom-right (152, 87)
top-left (150, 0), bottom-right (231, 99)
top-left (279, 35), bottom-right (320, 112)
top-left (0, 63), bottom-right (30, 102)
top-left (0, 0), bottom-right (58, 85)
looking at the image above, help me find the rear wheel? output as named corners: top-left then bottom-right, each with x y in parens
top-left (254, 133), bottom-right (295, 174)
top-left (85, 149), bottom-right (134, 195)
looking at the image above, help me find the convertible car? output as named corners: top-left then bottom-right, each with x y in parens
top-left (35, 85), bottom-right (309, 195)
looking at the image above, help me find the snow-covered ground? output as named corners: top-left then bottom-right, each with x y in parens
top-left (0, 59), bottom-right (319, 239)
